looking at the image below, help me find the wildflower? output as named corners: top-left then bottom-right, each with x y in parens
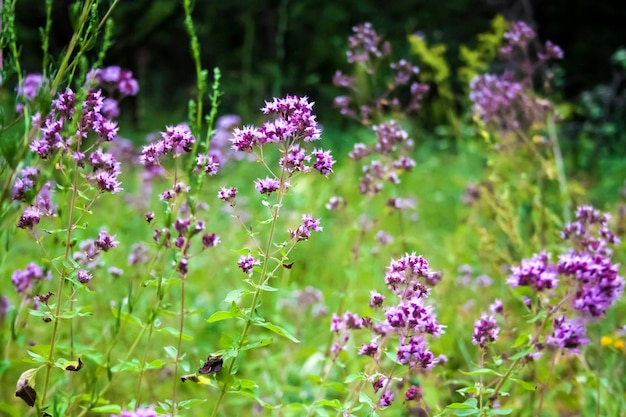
top-left (390, 59), bottom-right (419, 85)
top-left (358, 339), bottom-right (379, 356)
top-left (404, 385), bottom-right (422, 402)
top-left (369, 290), bottom-right (385, 308)
top-left (280, 144), bottom-right (310, 173)
top-left (11, 167), bottom-right (39, 201)
top-left (472, 313), bottom-right (499, 348)
top-left (202, 233), bottom-right (220, 248)
top-left (507, 251), bottom-right (558, 291)
top-left (52, 88), bottom-right (75, 119)
top-left (12, 263), bottom-right (48, 294)
top-left (289, 214), bottom-right (322, 241)
top-left (195, 153), bottom-right (220, 175)
top-left (77, 269), bottom-right (92, 284)
top-left (17, 73), bottom-right (46, 102)
top-left (95, 228), bottom-right (118, 251)
top-left (397, 335), bottom-right (435, 369)
top-left (346, 22), bottom-right (390, 65)
top-left (379, 389), bottom-right (395, 408)
top-left (231, 126), bottom-right (260, 152)
top-left (108, 267), bottom-right (123, 278)
top-left (254, 177), bottom-right (281, 195)
top-left (311, 148), bottom-right (335, 176)
top-left (145, 212), bottom-right (155, 223)
top-left (325, 196), bottom-right (345, 210)
top-left (128, 243), bottom-right (150, 265)
top-left (112, 405), bottom-right (158, 417)
top-left (489, 299), bottom-right (504, 315)
top-left (547, 316), bottom-right (589, 351)
top-left (238, 254), bottom-right (260, 274)
top-left (538, 41), bottom-right (564, 60)
top-left (217, 187), bottom-right (238, 204)
top-left (502, 21), bottom-right (536, 48)
top-left (17, 207), bottom-right (41, 229)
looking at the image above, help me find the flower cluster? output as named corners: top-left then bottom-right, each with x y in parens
top-left (346, 22), bottom-right (391, 66)
top-left (140, 124), bottom-right (196, 166)
top-left (16, 182), bottom-right (57, 229)
top-left (15, 73), bottom-right (47, 113)
top-left (349, 121), bottom-right (415, 195)
top-left (472, 312), bottom-right (500, 348)
top-left (507, 205), bottom-right (623, 352)
top-left (469, 20), bottom-right (563, 133)
top-left (288, 214), bottom-right (323, 241)
top-left (87, 66), bottom-right (139, 97)
top-left (333, 253), bottom-right (443, 409)
top-left (112, 405), bottom-right (160, 417)
top-left (334, 23), bottom-right (427, 124)
top-left (11, 262), bottom-right (50, 295)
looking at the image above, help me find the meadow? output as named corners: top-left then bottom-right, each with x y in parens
top-left (1, 1), bottom-right (625, 416)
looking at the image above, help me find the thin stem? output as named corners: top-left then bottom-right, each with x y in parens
top-left (547, 114), bottom-right (571, 224)
top-left (40, 157), bottom-right (80, 404)
top-left (536, 349), bottom-right (558, 415)
top-left (210, 170), bottom-right (288, 417)
top-left (171, 278), bottom-right (186, 416)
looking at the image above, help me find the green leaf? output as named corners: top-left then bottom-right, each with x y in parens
top-left (224, 289), bottom-right (250, 303)
top-left (512, 333), bottom-right (530, 348)
top-left (177, 398), bottom-right (207, 410)
top-left (358, 392), bottom-right (374, 409)
top-left (317, 399), bottom-right (341, 409)
top-left (344, 373), bottom-right (366, 383)
top-left (164, 346), bottom-right (178, 360)
top-left (489, 408), bottom-right (513, 415)
top-left (447, 403), bottom-right (477, 409)
top-left (254, 321), bottom-right (300, 343)
top-left (207, 310), bottom-right (235, 323)
top-left (459, 368), bottom-right (502, 377)
top-left (158, 326), bottom-right (193, 340)
top-left (91, 405), bottom-right (122, 413)
top-left (510, 378), bottom-right (536, 391)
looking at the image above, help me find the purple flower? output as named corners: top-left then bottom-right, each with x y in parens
top-left (346, 22), bottom-right (390, 64)
top-left (375, 230), bottom-right (394, 246)
top-left (472, 313), bottom-right (499, 348)
top-left (311, 148), bottom-right (335, 176)
top-left (11, 166), bottom-right (39, 201)
top-left (202, 233), bottom-right (220, 248)
top-left (17, 206), bottom-right (41, 229)
top-left (52, 88), bottom-right (75, 119)
top-left (358, 338), bottom-right (379, 356)
top-left (217, 187), bottom-right (238, 204)
top-left (254, 177), bottom-right (281, 195)
top-left (289, 214), bottom-right (323, 241)
top-left (112, 405), bottom-right (158, 417)
top-left (369, 290), bottom-right (385, 308)
top-left (547, 316), bottom-right (589, 351)
top-left (404, 385), bottom-right (422, 402)
top-left (17, 74), bottom-right (46, 102)
top-left (231, 126), bottom-right (260, 152)
top-left (12, 263), bottom-right (47, 294)
top-left (489, 299), bottom-right (504, 315)
top-left (538, 41), bottom-right (564, 60)
top-left (280, 143), bottom-right (310, 173)
top-left (260, 95), bottom-right (321, 142)
top-left (503, 21), bottom-right (536, 47)
top-left (397, 335), bottom-right (435, 369)
top-left (95, 228), bottom-right (118, 251)
top-left (507, 251), bottom-right (558, 291)
top-left (378, 389), bottom-right (395, 408)
top-left (77, 269), bottom-right (92, 284)
top-left (195, 153), bottom-right (220, 175)
top-left (325, 196), bottom-right (345, 211)
top-left (238, 254), bottom-right (260, 274)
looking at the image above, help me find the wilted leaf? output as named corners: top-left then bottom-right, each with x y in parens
top-left (65, 357), bottom-right (83, 372)
top-left (198, 355), bottom-right (223, 375)
top-left (15, 368), bottom-right (38, 407)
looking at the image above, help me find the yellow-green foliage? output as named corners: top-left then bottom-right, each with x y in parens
top-left (407, 34), bottom-right (451, 100)
top-left (458, 15), bottom-right (508, 87)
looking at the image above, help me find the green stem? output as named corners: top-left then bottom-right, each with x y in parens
top-left (40, 157), bottom-right (81, 404)
top-left (547, 115), bottom-right (571, 224)
top-left (171, 278), bottom-right (186, 416)
top-left (209, 162), bottom-right (288, 417)
top-left (536, 349), bottom-right (558, 415)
